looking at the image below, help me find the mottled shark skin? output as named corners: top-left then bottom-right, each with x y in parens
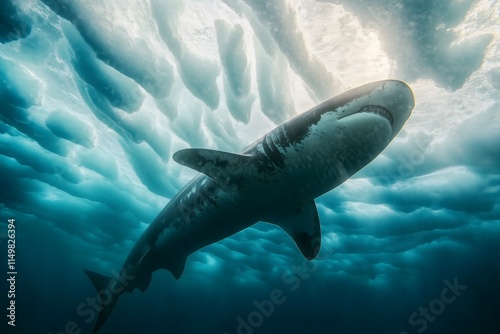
top-left (84, 80), bottom-right (414, 332)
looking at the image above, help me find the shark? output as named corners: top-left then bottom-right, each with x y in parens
top-left (84, 79), bottom-right (414, 332)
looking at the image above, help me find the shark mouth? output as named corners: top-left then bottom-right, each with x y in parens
top-left (342, 105), bottom-right (394, 126)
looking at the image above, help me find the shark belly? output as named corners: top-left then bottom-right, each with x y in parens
top-left (149, 175), bottom-right (271, 273)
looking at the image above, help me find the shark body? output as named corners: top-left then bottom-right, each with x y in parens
top-left (85, 80), bottom-right (414, 332)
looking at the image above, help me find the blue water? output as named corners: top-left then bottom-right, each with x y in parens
top-left (1, 0), bottom-right (499, 333)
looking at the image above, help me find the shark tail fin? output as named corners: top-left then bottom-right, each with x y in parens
top-left (83, 269), bottom-right (121, 333)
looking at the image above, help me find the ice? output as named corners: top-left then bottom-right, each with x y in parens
top-left (46, 109), bottom-right (93, 149)
top-left (1, 0), bottom-right (498, 277)
top-left (0, 1), bottom-right (499, 332)
top-left (0, 0), bottom-right (32, 43)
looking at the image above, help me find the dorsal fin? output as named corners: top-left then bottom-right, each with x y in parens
top-left (266, 200), bottom-right (322, 260)
top-left (173, 148), bottom-right (253, 192)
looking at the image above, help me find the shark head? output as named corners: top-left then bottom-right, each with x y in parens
top-left (323, 80), bottom-right (413, 165)
top-left (329, 80), bottom-right (414, 139)
top-left (281, 80), bottom-right (414, 196)
top-left (323, 80), bottom-right (413, 183)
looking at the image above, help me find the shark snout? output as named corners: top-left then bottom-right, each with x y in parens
top-left (379, 80), bottom-right (414, 134)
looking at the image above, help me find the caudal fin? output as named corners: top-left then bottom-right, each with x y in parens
top-left (83, 269), bottom-right (121, 333)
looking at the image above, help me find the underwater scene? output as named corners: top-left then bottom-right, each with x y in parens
top-left (1, 0), bottom-right (499, 333)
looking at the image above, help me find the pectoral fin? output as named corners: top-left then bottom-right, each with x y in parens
top-left (173, 148), bottom-right (253, 192)
top-left (268, 200), bottom-right (321, 260)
